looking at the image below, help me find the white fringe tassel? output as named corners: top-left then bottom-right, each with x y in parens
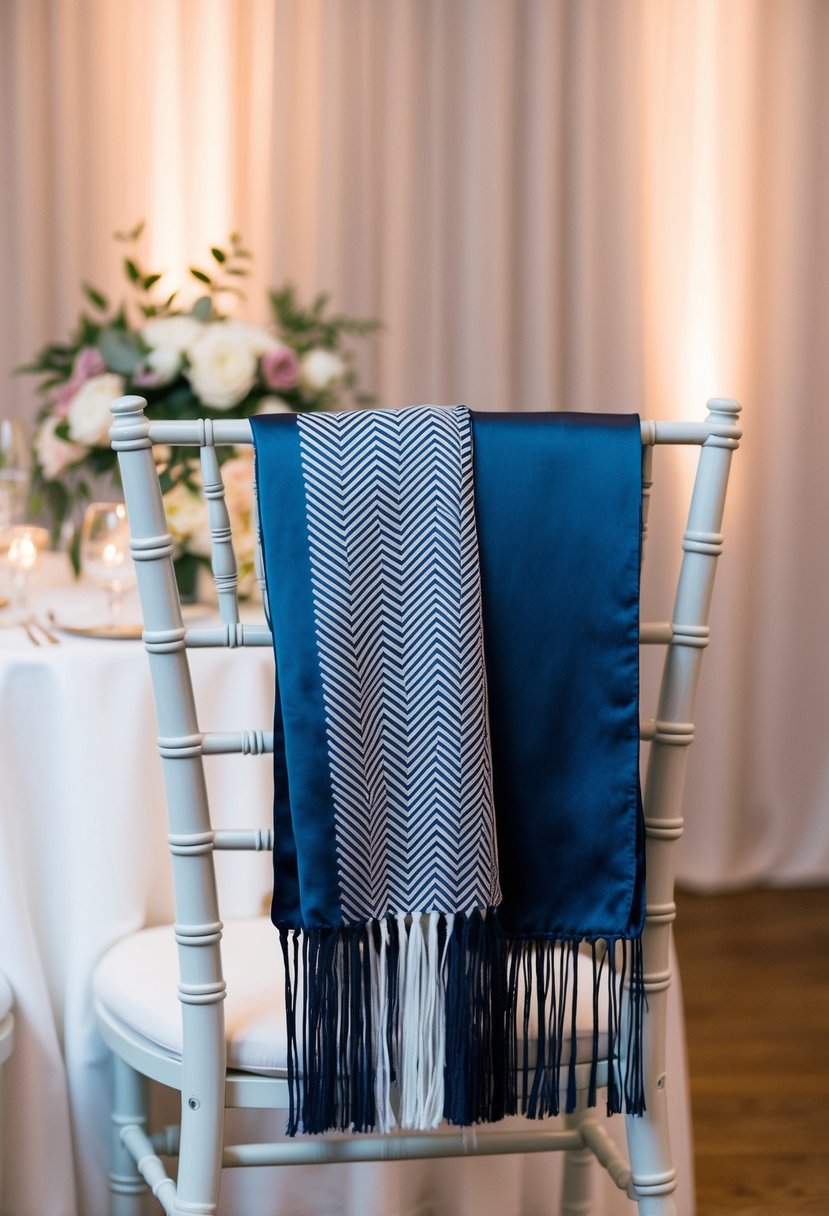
top-left (369, 918), bottom-right (396, 1133)
top-left (394, 911), bottom-right (447, 1130)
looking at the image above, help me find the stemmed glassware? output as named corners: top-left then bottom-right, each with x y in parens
top-left (0, 419), bottom-right (30, 533)
top-left (80, 502), bottom-right (136, 626)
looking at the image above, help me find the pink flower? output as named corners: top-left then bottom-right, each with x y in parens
top-left (52, 346), bottom-right (108, 416)
top-left (72, 346), bottom-right (107, 381)
top-left (53, 383), bottom-right (77, 416)
top-left (260, 344), bottom-right (300, 391)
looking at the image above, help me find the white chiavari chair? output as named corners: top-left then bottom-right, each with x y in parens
top-left (94, 394), bottom-right (741, 1216)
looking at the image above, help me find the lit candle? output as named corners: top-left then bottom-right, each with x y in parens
top-left (8, 531), bottom-right (38, 572)
top-left (103, 542), bottom-right (124, 571)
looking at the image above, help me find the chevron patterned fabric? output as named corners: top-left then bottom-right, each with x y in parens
top-left (296, 405), bottom-right (499, 922)
top-left (251, 406), bottom-right (646, 1137)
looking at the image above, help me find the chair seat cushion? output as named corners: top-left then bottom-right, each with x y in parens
top-left (93, 917), bottom-right (611, 1077)
top-left (95, 918), bottom-right (292, 1076)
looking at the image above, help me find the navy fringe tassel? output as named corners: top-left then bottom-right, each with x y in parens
top-left (279, 908), bottom-right (645, 1135)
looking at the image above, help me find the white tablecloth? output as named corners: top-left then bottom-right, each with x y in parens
top-left (0, 555), bottom-right (694, 1216)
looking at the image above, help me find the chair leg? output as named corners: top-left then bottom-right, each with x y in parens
top-left (172, 1091), bottom-right (225, 1216)
top-left (625, 988), bottom-right (678, 1216)
top-left (625, 1101), bottom-right (678, 1216)
top-left (109, 1056), bottom-right (149, 1216)
top-left (562, 1109), bottom-right (593, 1216)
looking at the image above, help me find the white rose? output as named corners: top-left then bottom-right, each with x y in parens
top-left (35, 415), bottom-right (85, 479)
top-left (186, 323), bottom-right (257, 410)
top-left (300, 348), bottom-right (345, 392)
top-left (142, 315), bottom-right (205, 353)
top-left (221, 319), bottom-right (280, 357)
top-left (67, 373), bottom-right (126, 446)
top-left (163, 481), bottom-right (210, 550)
top-left (256, 396), bottom-right (293, 414)
top-left (143, 346), bottom-right (182, 385)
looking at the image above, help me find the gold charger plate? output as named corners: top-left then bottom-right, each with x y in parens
top-left (51, 603), bottom-right (214, 640)
top-left (55, 621), bottom-right (144, 640)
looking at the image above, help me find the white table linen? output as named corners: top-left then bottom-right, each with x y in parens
top-left (0, 555), bottom-right (694, 1216)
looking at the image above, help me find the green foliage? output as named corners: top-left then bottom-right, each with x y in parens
top-left (114, 220), bottom-right (145, 243)
top-left (188, 234), bottom-right (252, 304)
top-left (83, 284), bottom-right (109, 312)
top-left (169, 551), bottom-right (203, 602)
top-left (269, 285), bottom-right (380, 356)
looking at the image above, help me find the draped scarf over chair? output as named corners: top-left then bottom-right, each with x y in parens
top-left (251, 407), bottom-right (645, 1137)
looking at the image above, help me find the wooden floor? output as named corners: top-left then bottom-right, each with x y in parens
top-left (674, 885), bottom-right (829, 1216)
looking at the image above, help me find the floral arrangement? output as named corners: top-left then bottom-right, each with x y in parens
top-left (21, 223), bottom-right (379, 594)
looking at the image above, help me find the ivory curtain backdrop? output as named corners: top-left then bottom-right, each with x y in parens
top-left (1, 0), bottom-right (828, 890)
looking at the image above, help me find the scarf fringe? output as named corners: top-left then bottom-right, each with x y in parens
top-left (279, 908), bottom-right (645, 1135)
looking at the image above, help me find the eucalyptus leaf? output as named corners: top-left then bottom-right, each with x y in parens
top-left (190, 268), bottom-right (212, 285)
top-left (124, 258), bottom-right (141, 284)
top-left (210, 247), bottom-right (226, 264)
top-left (190, 296), bottom-right (212, 321)
top-left (143, 273), bottom-right (162, 290)
top-left (98, 327), bottom-right (144, 375)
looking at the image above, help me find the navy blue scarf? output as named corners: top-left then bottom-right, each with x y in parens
top-left (252, 408), bottom-right (645, 1135)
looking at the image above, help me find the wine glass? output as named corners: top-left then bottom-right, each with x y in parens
top-left (0, 419), bottom-right (30, 532)
top-left (80, 502), bottom-right (136, 625)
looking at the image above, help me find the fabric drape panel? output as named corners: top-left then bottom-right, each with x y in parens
top-left (1, 0), bottom-right (827, 895)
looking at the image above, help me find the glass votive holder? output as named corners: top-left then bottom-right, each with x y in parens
top-left (5, 524), bottom-right (50, 608)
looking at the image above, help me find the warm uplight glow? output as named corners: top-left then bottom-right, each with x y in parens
top-left (681, 6), bottom-right (723, 416)
top-left (641, 0), bottom-right (751, 422)
top-left (147, 2), bottom-right (233, 301)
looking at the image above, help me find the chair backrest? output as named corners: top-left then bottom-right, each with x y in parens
top-left (109, 394), bottom-right (741, 1109)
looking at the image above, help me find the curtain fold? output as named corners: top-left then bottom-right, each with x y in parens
top-left (1, 0), bottom-right (827, 887)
